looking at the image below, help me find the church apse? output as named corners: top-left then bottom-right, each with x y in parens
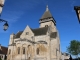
top-left (36, 44), bottom-right (47, 56)
top-left (7, 5), bottom-right (62, 60)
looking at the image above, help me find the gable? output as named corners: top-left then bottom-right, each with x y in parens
top-left (20, 25), bottom-right (34, 39)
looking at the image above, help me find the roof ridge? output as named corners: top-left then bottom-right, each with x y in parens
top-left (31, 27), bottom-right (48, 30)
top-left (1, 46), bottom-right (8, 48)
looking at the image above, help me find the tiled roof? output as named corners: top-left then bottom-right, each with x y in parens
top-left (40, 5), bottom-right (56, 25)
top-left (0, 46), bottom-right (8, 55)
top-left (14, 27), bottom-right (48, 38)
top-left (74, 6), bottom-right (80, 20)
top-left (40, 10), bottom-right (53, 19)
top-left (31, 27), bottom-right (48, 36)
top-left (74, 6), bottom-right (80, 10)
top-left (15, 31), bottom-right (23, 38)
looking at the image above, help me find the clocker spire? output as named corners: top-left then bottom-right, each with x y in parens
top-left (46, 5), bottom-right (49, 11)
top-left (40, 5), bottom-right (52, 19)
top-left (39, 5), bottom-right (56, 25)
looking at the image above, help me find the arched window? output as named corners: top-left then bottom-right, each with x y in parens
top-left (36, 48), bottom-right (39, 55)
top-left (8, 49), bottom-right (11, 54)
top-left (28, 57), bottom-right (30, 60)
top-left (18, 47), bottom-right (20, 54)
top-left (23, 47), bottom-right (25, 54)
top-left (28, 45), bottom-right (30, 48)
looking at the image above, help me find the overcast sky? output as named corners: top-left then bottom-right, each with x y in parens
top-left (0, 0), bottom-right (80, 56)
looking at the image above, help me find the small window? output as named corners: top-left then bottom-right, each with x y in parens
top-left (28, 45), bottom-right (30, 48)
top-left (45, 25), bottom-right (48, 27)
top-left (18, 47), bottom-right (20, 54)
top-left (26, 32), bottom-right (29, 35)
top-left (23, 47), bottom-right (25, 54)
top-left (36, 48), bottom-right (39, 55)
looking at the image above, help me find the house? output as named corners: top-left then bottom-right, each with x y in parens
top-left (0, 44), bottom-right (8, 60)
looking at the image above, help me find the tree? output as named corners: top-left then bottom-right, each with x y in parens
top-left (67, 40), bottom-right (80, 59)
top-left (0, 58), bottom-right (2, 60)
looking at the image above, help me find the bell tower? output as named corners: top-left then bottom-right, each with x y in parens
top-left (39, 5), bottom-right (56, 28)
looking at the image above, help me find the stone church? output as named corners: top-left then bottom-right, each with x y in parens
top-left (7, 5), bottom-right (69, 60)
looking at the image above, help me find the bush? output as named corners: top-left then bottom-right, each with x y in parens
top-left (0, 58), bottom-right (2, 60)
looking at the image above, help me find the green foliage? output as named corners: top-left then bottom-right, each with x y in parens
top-left (0, 58), bottom-right (2, 60)
top-left (67, 40), bottom-right (80, 57)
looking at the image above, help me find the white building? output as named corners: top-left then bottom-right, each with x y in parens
top-left (7, 5), bottom-right (69, 60)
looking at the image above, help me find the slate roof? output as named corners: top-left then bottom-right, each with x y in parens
top-left (50, 32), bottom-right (57, 38)
top-left (40, 10), bottom-right (53, 19)
top-left (39, 5), bottom-right (56, 26)
top-left (14, 27), bottom-right (58, 38)
top-left (31, 27), bottom-right (48, 36)
top-left (74, 6), bottom-right (80, 10)
top-left (0, 46), bottom-right (8, 55)
top-left (15, 31), bottom-right (23, 38)
top-left (74, 6), bottom-right (80, 21)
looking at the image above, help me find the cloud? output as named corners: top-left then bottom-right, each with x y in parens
top-left (2, 11), bottom-right (24, 23)
top-left (2, 0), bottom-right (48, 22)
top-left (69, 0), bottom-right (76, 12)
top-left (70, 1), bottom-right (76, 7)
top-left (0, 0), bottom-right (48, 33)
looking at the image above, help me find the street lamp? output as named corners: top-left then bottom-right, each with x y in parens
top-left (0, 0), bottom-right (9, 31)
top-left (0, 19), bottom-right (9, 31)
top-left (74, 6), bottom-right (80, 23)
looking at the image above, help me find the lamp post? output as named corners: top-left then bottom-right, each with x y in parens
top-left (0, 0), bottom-right (9, 31)
top-left (0, 19), bottom-right (9, 31)
top-left (74, 6), bottom-right (80, 23)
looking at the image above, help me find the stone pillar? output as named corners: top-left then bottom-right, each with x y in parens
top-left (2, 55), bottom-right (5, 60)
top-left (47, 40), bottom-right (51, 60)
top-left (62, 54), bottom-right (64, 60)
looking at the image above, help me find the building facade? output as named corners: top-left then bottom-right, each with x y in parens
top-left (7, 5), bottom-right (63, 60)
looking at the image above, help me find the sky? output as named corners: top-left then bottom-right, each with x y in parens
top-left (0, 0), bottom-right (80, 57)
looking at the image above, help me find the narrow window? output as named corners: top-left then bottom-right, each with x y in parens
top-left (56, 49), bottom-right (57, 56)
top-left (18, 47), bottom-right (20, 54)
top-left (59, 44), bottom-right (60, 52)
top-left (9, 49), bottom-right (11, 54)
top-left (28, 57), bottom-right (30, 60)
top-left (26, 32), bottom-right (29, 35)
top-left (37, 48), bottom-right (39, 55)
top-left (23, 47), bottom-right (25, 54)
